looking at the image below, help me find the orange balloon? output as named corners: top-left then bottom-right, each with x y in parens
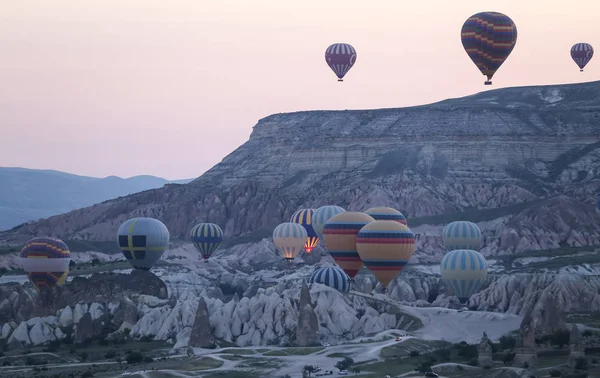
top-left (322, 212), bottom-right (375, 279)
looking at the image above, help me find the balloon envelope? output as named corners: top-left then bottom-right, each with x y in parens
top-left (322, 212), bottom-right (375, 279)
top-left (290, 209), bottom-right (319, 253)
top-left (308, 266), bottom-right (350, 293)
top-left (273, 222), bottom-right (307, 261)
top-left (461, 12), bottom-right (517, 85)
top-left (313, 205), bottom-right (346, 236)
top-left (364, 207), bottom-right (407, 226)
top-left (356, 220), bottom-right (415, 288)
top-left (571, 43), bottom-right (594, 71)
top-left (117, 217), bottom-right (170, 270)
top-left (20, 237), bottom-right (71, 291)
top-left (440, 249), bottom-right (488, 303)
top-left (190, 223), bottom-right (223, 261)
top-left (442, 221), bottom-right (482, 251)
top-left (325, 43), bottom-right (357, 81)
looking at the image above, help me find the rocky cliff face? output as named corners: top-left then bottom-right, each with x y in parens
top-left (1, 81), bottom-right (599, 248)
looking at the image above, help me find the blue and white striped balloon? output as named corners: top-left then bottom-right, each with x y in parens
top-left (442, 221), bottom-right (482, 251)
top-left (308, 266), bottom-right (350, 292)
top-left (313, 205), bottom-right (346, 236)
top-left (440, 249), bottom-right (487, 302)
top-left (273, 222), bottom-right (308, 261)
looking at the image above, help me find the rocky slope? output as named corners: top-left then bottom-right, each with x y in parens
top-left (0, 167), bottom-right (192, 231)
top-left (1, 81), bottom-right (599, 249)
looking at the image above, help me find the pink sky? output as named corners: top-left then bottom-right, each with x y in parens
top-left (1, 0), bottom-right (599, 180)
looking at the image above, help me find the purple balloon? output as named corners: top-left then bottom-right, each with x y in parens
top-left (325, 43), bottom-right (357, 82)
top-left (571, 43), bottom-right (594, 71)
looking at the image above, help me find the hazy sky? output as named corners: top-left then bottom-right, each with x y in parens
top-left (2, 0), bottom-right (599, 180)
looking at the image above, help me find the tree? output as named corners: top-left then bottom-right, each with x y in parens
top-left (335, 357), bottom-right (354, 371)
top-left (79, 352), bottom-right (88, 361)
top-left (350, 366), bottom-right (361, 375)
top-left (503, 352), bottom-right (515, 366)
top-left (549, 329), bottom-right (571, 349)
top-left (302, 365), bottom-right (316, 377)
top-left (125, 351), bottom-right (144, 364)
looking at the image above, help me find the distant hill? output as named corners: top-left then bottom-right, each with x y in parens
top-left (0, 167), bottom-right (193, 231)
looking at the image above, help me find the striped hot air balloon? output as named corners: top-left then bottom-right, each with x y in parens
top-left (356, 220), bottom-right (415, 288)
top-left (325, 43), bottom-right (357, 82)
top-left (442, 221), bottom-right (482, 251)
top-left (364, 207), bottom-right (407, 226)
top-left (308, 266), bottom-right (350, 293)
top-left (290, 209), bottom-right (320, 253)
top-left (117, 217), bottom-right (170, 270)
top-left (313, 205), bottom-right (346, 237)
top-left (322, 212), bottom-right (375, 280)
top-left (571, 43), bottom-right (594, 72)
top-left (461, 12), bottom-right (518, 85)
top-left (273, 222), bottom-right (307, 262)
top-left (440, 249), bottom-right (488, 303)
top-left (20, 237), bottom-right (71, 292)
top-left (190, 223), bottom-right (223, 262)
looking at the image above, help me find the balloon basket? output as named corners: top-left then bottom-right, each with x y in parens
top-left (581, 69), bottom-right (584, 72)
top-left (484, 81), bottom-right (492, 85)
top-left (337, 79), bottom-right (343, 82)
top-left (204, 260), bottom-right (208, 263)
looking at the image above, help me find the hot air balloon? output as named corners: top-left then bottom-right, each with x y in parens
top-left (20, 237), bottom-right (71, 292)
top-left (355, 221), bottom-right (415, 288)
top-left (325, 43), bottom-right (357, 82)
top-left (440, 249), bottom-right (488, 303)
top-left (461, 12), bottom-right (518, 85)
top-left (308, 266), bottom-right (350, 293)
top-left (571, 43), bottom-right (594, 72)
top-left (313, 205), bottom-right (346, 237)
top-left (117, 217), bottom-right (170, 270)
top-left (364, 207), bottom-right (407, 226)
top-left (322, 212), bottom-right (375, 280)
top-left (442, 221), bottom-right (482, 251)
top-left (190, 223), bottom-right (223, 262)
top-left (290, 209), bottom-right (319, 253)
top-left (273, 222), bottom-right (307, 262)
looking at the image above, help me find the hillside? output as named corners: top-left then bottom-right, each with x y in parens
top-left (1, 80), bottom-right (599, 256)
top-left (0, 167), bottom-right (193, 231)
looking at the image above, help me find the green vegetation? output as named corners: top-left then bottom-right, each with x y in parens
top-left (203, 372), bottom-right (260, 378)
top-left (326, 352), bottom-right (350, 358)
top-left (220, 348), bottom-right (257, 355)
top-left (496, 244), bottom-right (600, 261)
top-left (567, 312), bottom-right (600, 328)
top-left (237, 357), bottom-right (284, 368)
top-left (380, 339), bottom-right (453, 360)
top-left (263, 347), bottom-right (324, 356)
top-left (175, 357), bottom-right (223, 371)
top-left (407, 198), bottom-right (548, 227)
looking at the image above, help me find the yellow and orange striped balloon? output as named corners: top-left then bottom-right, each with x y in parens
top-left (356, 220), bottom-right (415, 288)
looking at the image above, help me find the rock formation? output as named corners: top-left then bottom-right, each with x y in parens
top-left (513, 308), bottom-right (537, 368)
top-left (188, 297), bottom-right (215, 348)
top-left (477, 331), bottom-right (493, 367)
top-left (296, 283), bottom-right (319, 347)
top-left (568, 324), bottom-right (585, 368)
